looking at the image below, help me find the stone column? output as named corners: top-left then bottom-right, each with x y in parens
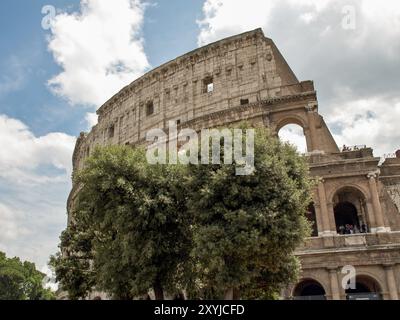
top-left (303, 129), bottom-right (313, 153)
top-left (328, 267), bottom-right (341, 300)
top-left (367, 172), bottom-right (388, 233)
top-left (313, 204), bottom-right (324, 237)
top-left (365, 201), bottom-right (376, 232)
top-left (317, 179), bottom-right (334, 236)
top-left (306, 105), bottom-right (318, 151)
top-left (326, 202), bottom-right (337, 234)
top-left (384, 264), bottom-right (399, 300)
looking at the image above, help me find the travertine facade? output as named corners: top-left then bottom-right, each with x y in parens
top-left (68, 28), bottom-right (400, 300)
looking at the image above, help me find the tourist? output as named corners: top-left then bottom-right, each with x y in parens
top-left (361, 224), bottom-right (368, 233)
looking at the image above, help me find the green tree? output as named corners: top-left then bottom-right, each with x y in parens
top-left (52, 145), bottom-right (192, 300)
top-left (49, 218), bottom-right (96, 300)
top-left (186, 125), bottom-right (313, 299)
top-left (0, 251), bottom-right (55, 300)
top-left (52, 124), bottom-right (312, 300)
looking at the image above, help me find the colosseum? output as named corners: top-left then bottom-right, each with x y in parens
top-left (68, 28), bottom-right (400, 300)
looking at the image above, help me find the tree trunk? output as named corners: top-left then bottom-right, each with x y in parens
top-left (233, 288), bottom-right (241, 300)
top-left (224, 287), bottom-right (240, 300)
top-left (153, 281), bottom-right (164, 300)
top-left (224, 288), bottom-right (234, 300)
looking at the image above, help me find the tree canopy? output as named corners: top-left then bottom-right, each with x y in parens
top-left (52, 125), bottom-right (313, 300)
top-left (0, 251), bottom-right (55, 300)
top-left (186, 125), bottom-right (312, 298)
top-left (52, 146), bottom-right (191, 300)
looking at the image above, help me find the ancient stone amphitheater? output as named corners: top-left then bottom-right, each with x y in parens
top-left (68, 28), bottom-right (400, 300)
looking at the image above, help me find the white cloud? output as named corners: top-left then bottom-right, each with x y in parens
top-left (330, 98), bottom-right (400, 156)
top-left (85, 112), bottom-right (98, 130)
top-left (0, 203), bottom-right (24, 242)
top-left (0, 114), bottom-right (75, 269)
top-left (197, 0), bottom-right (400, 155)
top-left (47, 0), bottom-right (150, 107)
top-left (0, 115), bottom-right (75, 184)
top-left (279, 124), bottom-right (308, 154)
top-left (197, 0), bottom-right (332, 46)
top-left (41, 265), bottom-right (59, 291)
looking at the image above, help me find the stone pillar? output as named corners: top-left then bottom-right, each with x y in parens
top-left (367, 172), bottom-right (388, 233)
top-left (306, 105), bottom-right (318, 151)
top-left (328, 267), bottom-right (341, 300)
top-left (384, 264), bottom-right (399, 300)
top-left (313, 204), bottom-right (324, 236)
top-left (326, 202), bottom-right (337, 234)
top-left (365, 201), bottom-right (376, 232)
top-left (303, 129), bottom-right (313, 153)
top-left (317, 179), bottom-right (335, 236)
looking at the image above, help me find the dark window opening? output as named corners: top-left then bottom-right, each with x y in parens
top-left (240, 99), bottom-right (249, 105)
top-left (293, 280), bottom-right (326, 300)
top-left (333, 187), bottom-right (369, 235)
top-left (345, 277), bottom-right (382, 300)
top-left (203, 77), bottom-right (214, 93)
top-left (108, 125), bottom-right (115, 139)
top-left (176, 119), bottom-right (181, 126)
top-left (146, 101), bottom-right (154, 116)
top-left (306, 203), bottom-right (318, 237)
top-left (335, 202), bottom-right (360, 234)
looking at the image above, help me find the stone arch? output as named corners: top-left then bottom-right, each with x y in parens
top-left (355, 271), bottom-right (385, 292)
top-left (292, 278), bottom-right (327, 300)
top-left (345, 273), bottom-right (383, 300)
top-left (273, 115), bottom-right (312, 152)
top-left (330, 185), bottom-right (370, 234)
top-left (275, 115), bottom-right (308, 133)
top-left (328, 184), bottom-right (369, 204)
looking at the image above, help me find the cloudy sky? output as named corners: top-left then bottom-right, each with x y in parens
top-left (0, 0), bottom-right (399, 272)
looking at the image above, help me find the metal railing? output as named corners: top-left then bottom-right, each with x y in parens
top-left (383, 153), bottom-right (397, 159)
top-left (346, 293), bottom-right (381, 300)
top-left (292, 295), bottom-right (327, 301)
top-left (341, 145), bottom-right (367, 152)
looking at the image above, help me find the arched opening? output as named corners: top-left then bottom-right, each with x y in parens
top-left (306, 203), bottom-right (318, 237)
top-left (293, 279), bottom-right (326, 300)
top-left (333, 187), bottom-right (369, 235)
top-left (334, 202), bottom-right (360, 234)
top-left (346, 275), bottom-right (382, 300)
top-left (278, 124), bottom-right (307, 154)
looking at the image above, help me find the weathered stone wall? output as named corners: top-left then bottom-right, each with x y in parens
top-left (386, 185), bottom-right (400, 213)
top-left (72, 28), bottom-right (305, 172)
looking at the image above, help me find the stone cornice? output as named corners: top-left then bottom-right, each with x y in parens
top-left (131, 91), bottom-right (317, 146)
